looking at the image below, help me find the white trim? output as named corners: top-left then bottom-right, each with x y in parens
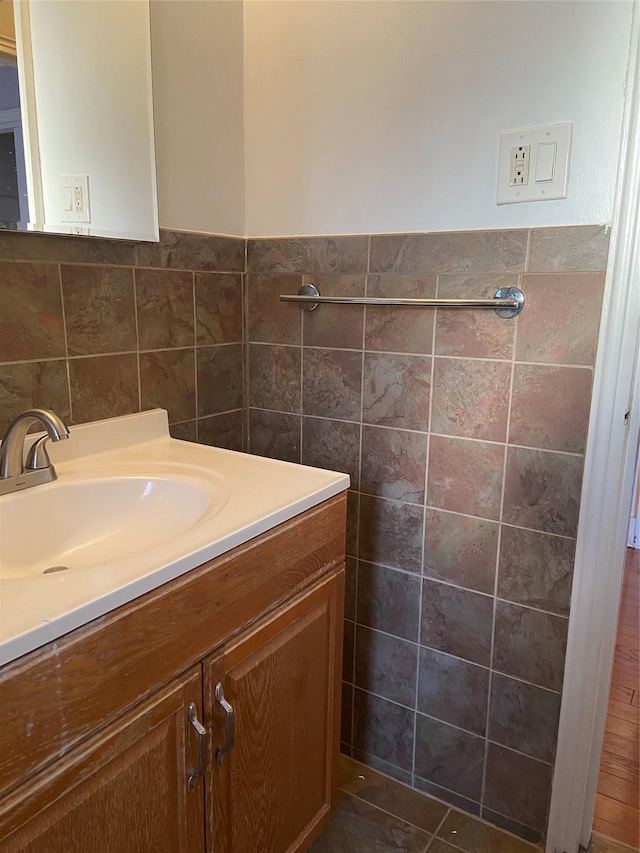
top-left (545, 5), bottom-right (640, 851)
top-left (13, 0), bottom-right (43, 231)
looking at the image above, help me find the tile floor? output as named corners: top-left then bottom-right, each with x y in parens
top-left (309, 756), bottom-right (637, 853)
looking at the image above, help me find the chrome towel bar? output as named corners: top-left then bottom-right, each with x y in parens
top-left (280, 284), bottom-right (525, 318)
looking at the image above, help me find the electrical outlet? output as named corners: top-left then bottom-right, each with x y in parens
top-left (58, 175), bottom-right (91, 223)
top-left (509, 145), bottom-right (530, 186)
top-left (497, 123), bottom-right (572, 204)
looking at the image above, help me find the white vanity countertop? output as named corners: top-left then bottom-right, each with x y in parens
top-left (0, 410), bottom-right (349, 665)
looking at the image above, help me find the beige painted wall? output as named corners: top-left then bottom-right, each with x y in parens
top-left (244, 0), bottom-right (633, 237)
top-left (151, 0), bottom-right (245, 237)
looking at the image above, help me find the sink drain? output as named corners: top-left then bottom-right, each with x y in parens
top-left (43, 565), bottom-right (69, 574)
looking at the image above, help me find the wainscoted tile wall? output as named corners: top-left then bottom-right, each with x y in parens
top-left (1, 222), bottom-right (610, 842)
top-left (245, 224), bottom-right (609, 842)
top-left (0, 229), bottom-right (245, 449)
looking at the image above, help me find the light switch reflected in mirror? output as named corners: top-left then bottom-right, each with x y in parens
top-left (0, 0), bottom-right (159, 242)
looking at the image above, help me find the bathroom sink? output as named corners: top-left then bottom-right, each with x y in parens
top-left (0, 408), bottom-right (350, 666)
top-left (0, 474), bottom-right (218, 579)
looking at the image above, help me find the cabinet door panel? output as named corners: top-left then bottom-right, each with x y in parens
top-left (205, 568), bottom-right (344, 853)
top-left (0, 668), bottom-right (205, 853)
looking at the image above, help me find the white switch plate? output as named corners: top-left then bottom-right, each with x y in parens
top-left (497, 123), bottom-right (572, 204)
top-left (58, 175), bottom-right (91, 222)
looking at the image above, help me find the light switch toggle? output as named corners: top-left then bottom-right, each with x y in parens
top-left (536, 142), bottom-right (556, 183)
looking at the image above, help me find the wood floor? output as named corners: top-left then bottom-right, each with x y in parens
top-left (593, 548), bottom-right (640, 849)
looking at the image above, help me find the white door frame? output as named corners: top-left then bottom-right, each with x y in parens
top-left (546, 4), bottom-right (640, 851)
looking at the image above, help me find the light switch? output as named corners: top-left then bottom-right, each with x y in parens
top-left (536, 142), bottom-right (556, 183)
top-left (497, 123), bottom-right (572, 204)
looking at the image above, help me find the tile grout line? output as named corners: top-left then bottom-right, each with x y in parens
top-left (131, 267), bottom-right (142, 415)
top-left (480, 262), bottom-right (520, 813)
top-left (351, 248), bottom-right (370, 753)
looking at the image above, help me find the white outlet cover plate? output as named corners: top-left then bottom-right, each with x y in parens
top-left (497, 123), bottom-right (572, 205)
top-left (58, 174), bottom-right (91, 223)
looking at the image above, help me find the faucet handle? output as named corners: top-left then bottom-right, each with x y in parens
top-left (25, 435), bottom-right (53, 472)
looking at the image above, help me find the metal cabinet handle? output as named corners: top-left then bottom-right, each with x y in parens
top-left (215, 682), bottom-right (235, 765)
top-left (187, 702), bottom-right (207, 790)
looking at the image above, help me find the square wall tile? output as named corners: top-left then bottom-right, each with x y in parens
top-left (498, 526), bottom-right (575, 617)
top-left (363, 353), bottom-right (431, 430)
top-left (0, 360), bottom-right (70, 434)
top-left (353, 688), bottom-right (415, 773)
top-left (415, 715), bottom-right (485, 802)
top-left (135, 268), bottom-right (194, 350)
top-left (493, 601), bottom-right (568, 692)
top-left (370, 230), bottom-right (528, 275)
top-left (248, 344), bottom-right (301, 413)
top-left (488, 672), bottom-right (561, 763)
top-left (247, 236), bottom-right (369, 274)
top-left (136, 229), bottom-right (244, 272)
top-left (364, 274), bottom-right (436, 354)
top-left (62, 265), bottom-right (136, 356)
top-left (0, 230), bottom-right (135, 265)
top-left (428, 435), bottom-right (504, 521)
top-left (170, 420), bottom-right (197, 443)
top-left (424, 509), bottom-right (499, 595)
top-left (484, 743), bottom-right (553, 833)
top-left (302, 417), bottom-right (360, 489)
top-left (360, 426), bottom-right (427, 504)
top-left (354, 626), bottom-right (417, 707)
top-left (249, 409), bottom-right (301, 463)
top-left (69, 354), bottom-right (139, 423)
top-left (140, 349), bottom-right (196, 423)
top-left (359, 495), bottom-right (424, 574)
top-left (356, 561), bottom-right (421, 642)
top-left (431, 357), bottom-right (511, 442)
top-left (528, 225), bottom-right (609, 272)
top-left (418, 647), bottom-right (489, 736)
top-left (421, 579), bottom-right (493, 667)
top-left (303, 274), bottom-right (365, 349)
top-left (248, 274), bottom-right (302, 345)
top-left (195, 273), bottom-right (243, 345)
top-left (435, 274), bottom-right (517, 360)
top-left (503, 447), bottom-right (583, 537)
top-left (302, 348), bottom-right (362, 421)
top-left (516, 272), bottom-right (605, 365)
top-left (509, 364), bottom-right (592, 453)
top-left (0, 262), bottom-right (65, 361)
top-left (197, 411), bottom-right (244, 452)
top-left (197, 344), bottom-right (243, 416)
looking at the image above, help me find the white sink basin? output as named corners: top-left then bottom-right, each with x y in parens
top-left (0, 475), bottom-right (215, 579)
top-left (0, 409), bottom-right (349, 666)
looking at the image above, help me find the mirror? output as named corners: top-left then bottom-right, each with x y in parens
top-left (0, 0), bottom-right (158, 242)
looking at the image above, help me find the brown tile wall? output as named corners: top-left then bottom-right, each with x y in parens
top-left (0, 229), bottom-right (246, 449)
top-left (245, 224), bottom-right (609, 842)
top-left (0, 222), bottom-right (610, 842)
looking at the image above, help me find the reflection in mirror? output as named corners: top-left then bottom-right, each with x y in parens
top-left (0, 0), bottom-right (158, 242)
top-left (0, 2), bottom-right (28, 229)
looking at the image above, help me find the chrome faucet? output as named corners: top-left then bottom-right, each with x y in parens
top-left (0, 409), bottom-right (70, 496)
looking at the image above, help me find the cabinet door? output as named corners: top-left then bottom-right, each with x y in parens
top-left (0, 667), bottom-right (205, 853)
top-left (204, 567), bottom-right (344, 853)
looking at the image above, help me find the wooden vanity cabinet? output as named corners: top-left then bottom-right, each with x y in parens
top-left (0, 668), bottom-right (205, 853)
top-left (0, 494), bottom-right (346, 853)
top-left (206, 570), bottom-right (343, 853)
